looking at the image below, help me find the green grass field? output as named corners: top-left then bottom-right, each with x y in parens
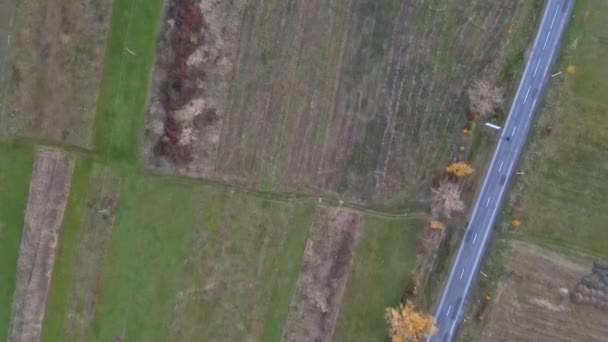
top-left (333, 215), bottom-right (420, 341)
top-left (34, 159), bottom-right (422, 342)
top-left (93, 0), bottom-right (164, 161)
top-left (512, 0), bottom-right (608, 258)
top-left (0, 142), bottom-right (34, 339)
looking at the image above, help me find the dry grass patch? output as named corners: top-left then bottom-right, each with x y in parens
top-left (473, 241), bottom-right (608, 342)
top-left (8, 148), bottom-right (74, 342)
top-left (281, 206), bottom-right (361, 342)
top-left (55, 166), bottom-right (120, 341)
top-left (5, 0), bottom-right (113, 147)
top-left (168, 192), bottom-right (309, 342)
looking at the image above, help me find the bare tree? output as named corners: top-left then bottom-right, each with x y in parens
top-left (432, 180), bottom-right (465, 219)
top-left (468, 80), bottom-right (504, 117)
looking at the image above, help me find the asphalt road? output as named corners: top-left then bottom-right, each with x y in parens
top-left (430, 1), bottom-right (574, 341)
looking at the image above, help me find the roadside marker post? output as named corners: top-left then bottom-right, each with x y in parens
top-left (484, 122), bottom-right (502, 130)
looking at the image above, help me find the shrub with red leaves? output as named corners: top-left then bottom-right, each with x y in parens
top-left (157, 0), bottom-right (204, 163)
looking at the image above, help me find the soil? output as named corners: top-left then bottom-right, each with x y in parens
top-left (8, 148), bottom-right (74, 342)
top-left (5, 0), bottom-right (113, 147)
top-left (143, 0), bottom-right (528, 208)
top-left (281, 206), bottom-right (361, 342)
top-left (472, 241), bottom-right (608, 342)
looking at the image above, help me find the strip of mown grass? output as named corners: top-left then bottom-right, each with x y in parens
top-left (93, 0), bottom-right (164, 162)
top-left (86, 173), bottom-right (205, 341)
top-left (514, 0), bottom-right (608, 258)
top-left (39, 158), bottom-right (94, 342)
top-left (0, 142), bottom-right (33, 340)
top-left (261, 201), bottom-right (314, 341)
top-left (332, 215), bottom-right (421, 341)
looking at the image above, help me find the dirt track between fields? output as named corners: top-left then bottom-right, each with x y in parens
top-left (8, 148), bottom-right (74, 342)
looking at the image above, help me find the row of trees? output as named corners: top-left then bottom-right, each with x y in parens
top-left (384, 79), bottom-right (503, 341)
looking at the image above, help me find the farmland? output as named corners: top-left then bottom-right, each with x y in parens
top-left (37, 167), bottom-right (422, 341)
top-left (508, 0), bottom-right (608, 258)
top-left (144, 0), bottom-right (537, 208)
top-left (0, 0), bottom-right (553, 341)
top-left (471, 241), bottom-right (608, 342)
top-left (4, 0), bottom-right (113, 147)
top-left (8, 149), bottom-right (74, 342)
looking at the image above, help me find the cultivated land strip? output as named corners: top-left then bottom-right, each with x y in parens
top-left (281, 207), bottom-right (361, 342)
top-left (8, 148), bottom-right (74, 342)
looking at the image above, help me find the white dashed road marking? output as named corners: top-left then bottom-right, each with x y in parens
top-left (534, 59), bottom-right (541, 77)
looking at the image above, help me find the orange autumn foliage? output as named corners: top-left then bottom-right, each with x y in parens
top-left (566, 65), bottom-right (576, 75)
top-left (385, 302), bottom-right (437, 342)
top-left (446, 162), bottom-right (474, 177)
top-left (429, 220), bottom-right (445, 231)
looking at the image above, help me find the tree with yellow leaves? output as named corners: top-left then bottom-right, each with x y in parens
top-left (566, 65), bottom-right (576, 75)
top-left (385, 302), bottom-right (437, 342)
top-left (429, 220), bottom-right (445, 231)
top-left (446, 162), bottom-right (474, 177)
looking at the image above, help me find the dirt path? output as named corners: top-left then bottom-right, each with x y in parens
top-left (8, 148), bottom-right (74, 342)
top-left (281, 206), bottom-right (361, 342)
